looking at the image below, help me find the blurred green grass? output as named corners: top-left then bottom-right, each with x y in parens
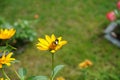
top-left (0, 0), bottom-right (120, 80)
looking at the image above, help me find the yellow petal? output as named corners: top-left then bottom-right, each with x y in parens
top-left (6, 52), bottom-right (13, 59)
top-left (9, 28), bottom-right (16, 37)
top-left (38, 38), bottom-right (49, 46)
top-left (1, 29), bottom-right (4, 33)
top-left (50, 50), bottom-right (56, 53)
top-left (55, 45), bottom-right (62, 50)
top-left (51, 34), bottom-right (56, 41)
top-left (9, 58), bottom-right (15, 61)
top-left (45, 35), bottom-right (52, 44)
top-left (1, 53), bottom-right (6, 60)
top-left (37, 46), bottom-right (48, 50)
top-left (85, 59), bottom-right (93, 66)
top-left (0, 78), bottom-right (3, 80)
top-left (59, 41), bottom-right (67, 45)
top-left (5, 63), bottom-right (11, 66)
top-left (36, 43), bottom-right (49, 49)
top-left (56, 77), bottom-right (65, 80)
top-left (57, 37), bottom-right (62, 42)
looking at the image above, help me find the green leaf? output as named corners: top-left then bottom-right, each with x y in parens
top-left (27, 76), bottom-right (48, 80)
top-left (12, 60), bottom-right (20, 63)
top-left (18, 68), bottom-right (27, 80)
top-left (51, 65), bottom-right (64, 79)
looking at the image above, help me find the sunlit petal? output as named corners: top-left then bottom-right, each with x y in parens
top-left (45, 35), bottom-right (52, 44)
top-left (57, 37), bottom-right (62, 42)
top-left (6, 52), bottom-right (13, 59)
top-left (59, 41), bottom-right (67, 45)
top-left (38, 38), bottom-right (49, 46)
top-left (36, 43), bottom-right (49, 49)
top-left (37, 46), bottom-right (48, 50)
top-left (51, 34), bottom-right (56, 41)
top-left (78, 60), bottom-right (93, 69)
top-left (50, 50), bottom-right (56, 53)
top-left (5, 63), bottom-right (11, 66)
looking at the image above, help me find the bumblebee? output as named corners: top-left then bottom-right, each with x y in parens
top-left (53, 39), bottom-right (59, 45)
top-left (49, 39), bottom-right (59, 50)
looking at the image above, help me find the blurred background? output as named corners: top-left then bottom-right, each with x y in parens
top-left (0, 0), bottom-right (120, 80)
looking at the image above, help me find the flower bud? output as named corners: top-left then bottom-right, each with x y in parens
top-left (106, 11), bottom-right (116, 21)
top-left (117, 1), bottom-right (120, 9)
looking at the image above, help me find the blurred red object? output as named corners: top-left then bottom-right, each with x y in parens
top-left (117, 1), bottom-right (120, 10)
top-left (106, 11), bottom-right (116, 21)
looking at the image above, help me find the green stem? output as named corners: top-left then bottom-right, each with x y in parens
top-left (12, 65), bottom-right (21, 79)
top-left (82, 69), bottom-right (87, 80)
top-left (51, 53), bottom-right (54, 80)
top-left (6, 41), bottom-right (16, 50)
top-left (1, 68), bottom-right (11, 80)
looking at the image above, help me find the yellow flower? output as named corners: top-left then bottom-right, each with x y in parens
top-left (56, 77), bottom-right (65, 80)
top-left (0, 28), bottom-right (16, 39)
top-left (78, 59), bottom-right (93, 69)
top-left (0, 59), bottom-right (3, 68)
top-left (0, 78), bottom-right (4, 80)
top-left (0, 52), bottom-right (15, 68)
top-left (36, 34), bottom-right (67, 53)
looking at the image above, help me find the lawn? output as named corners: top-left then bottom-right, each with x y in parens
top-left (0, 0), bottom-right (120, 80)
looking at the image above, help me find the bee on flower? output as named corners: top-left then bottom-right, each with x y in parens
top-left (0, 28), bottom-right (16, 40)
top-left (78, 59), bottom-right (93, 69)
top-left (36, 34), bottom-right (67, 53)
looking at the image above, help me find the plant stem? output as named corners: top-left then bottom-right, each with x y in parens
top-left (6, 41), bottom-right (16, 50)
top-left (12, 65), bottom-right (21, 79)
top-left (51, 53), bottom-right (54, 80)
top-left (82, 69), bottom-right (87, 80)
top-left (1, 68), bottom-right (11, 80)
